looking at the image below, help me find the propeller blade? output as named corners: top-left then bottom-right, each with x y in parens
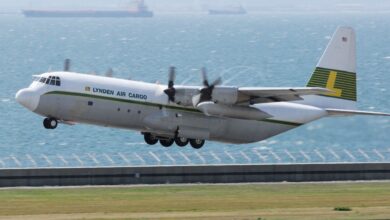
top-left (64, 59), bottom-right (71, 72)
top-left (210, 77), bottom-right (222, 88)
top-left (199, 87), bottom-right (213, 103)
top-left (195, 68), bottom-right (223, 105)
top-left (164, 66), bottom-right (176, 102)
top-left (164, 88), bottom-right (175, 102)
top-left (168, 66), bottom-right (175, 88)
top-left (201, 67), bottom-right (209, 87)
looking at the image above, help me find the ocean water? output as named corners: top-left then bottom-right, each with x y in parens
top-left (0, 13), bottom-right (389, 167)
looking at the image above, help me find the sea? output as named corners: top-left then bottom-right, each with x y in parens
top-left (0, 12), bottom-right (389, 167)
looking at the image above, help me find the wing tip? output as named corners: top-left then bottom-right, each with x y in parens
top-left (326, 108), bottom-right (390, 116)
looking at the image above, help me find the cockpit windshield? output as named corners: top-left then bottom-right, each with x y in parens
top-left (34, 76), bottom-right (61, 86)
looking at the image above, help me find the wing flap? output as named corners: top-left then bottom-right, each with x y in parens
top-left (239, 87), bottom-right (331, 97)
top-left (238, 87), bottom-right (331, 103)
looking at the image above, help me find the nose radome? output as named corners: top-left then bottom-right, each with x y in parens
top-left (15, 89), bottom-right (39, 111)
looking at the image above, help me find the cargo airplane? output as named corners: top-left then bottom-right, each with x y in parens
top-left (16, 27), bottom-right (389, 149)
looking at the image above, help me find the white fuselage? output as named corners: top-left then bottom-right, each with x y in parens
top-left (16, 71), bottom-right (328, 144)
top-left (16, 27), bottom-right (389, 147)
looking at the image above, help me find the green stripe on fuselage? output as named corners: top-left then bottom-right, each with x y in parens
top-left (44, 91), bottom-right (302, 126)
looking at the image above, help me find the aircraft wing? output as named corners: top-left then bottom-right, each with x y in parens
top-left (238, 87), bottom-right (331, 103)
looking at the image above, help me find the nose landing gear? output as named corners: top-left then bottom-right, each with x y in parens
top-left (43, 118), bottom-right (58, 129)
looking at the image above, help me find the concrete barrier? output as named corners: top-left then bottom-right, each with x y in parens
top-left (1, 163), bottom-right (390, 187)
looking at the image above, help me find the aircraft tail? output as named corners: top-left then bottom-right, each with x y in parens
top-left (306, 26), bottom-right (357, 109)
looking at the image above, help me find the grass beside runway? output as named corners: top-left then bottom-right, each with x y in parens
top-left (0, 182), bottom-right (390, 220)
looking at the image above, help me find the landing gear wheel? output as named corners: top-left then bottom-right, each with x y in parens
top-left (160, 139), bottom-right (174, 147)
top-left (144, 133), bottom-right (158, 145)
top-left (175, 137), bottom-right (189, 147)
top-left (190, 139), bottom-right (205, 149)
top-left (43, 118), bottom-right (58, 129)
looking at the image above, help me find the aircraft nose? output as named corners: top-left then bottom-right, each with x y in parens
top-left (15, 88), bottom-right (40, 111)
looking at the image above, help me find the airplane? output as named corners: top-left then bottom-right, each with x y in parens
top-left (15, 27), bottom-right (389, 149)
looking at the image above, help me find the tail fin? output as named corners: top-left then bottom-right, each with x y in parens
top-left (307, 27), bottom-right (357, 104)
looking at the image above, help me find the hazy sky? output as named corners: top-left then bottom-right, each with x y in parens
top-left (1, 0), bottom-right (390, 12)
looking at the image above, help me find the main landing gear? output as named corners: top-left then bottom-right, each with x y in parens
top-left (144, 133), bottom-right (158, 145)
top-left (175, 137), bottom-right (189, 147)
top-left (189, 139), bottom-right (204, 149)
top-left (160, 139), bottom-right (174, 147)
top-left (43, 117), bottom-right (58, 129)
top-left (143, 132), bottom-right (205, 149)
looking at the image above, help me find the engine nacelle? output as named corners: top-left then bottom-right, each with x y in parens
top-left (174, 87), bottom-right (199, 106)
top-left (197, 102), bottom-right (271, 120)
top-left (211, 86), bottom-right (239, 105)
top-left (173, 86), bottom-right (240, 106)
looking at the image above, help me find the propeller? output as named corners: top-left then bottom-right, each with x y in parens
top-left (163, 66), bottom-right (176, 102)
top-left (64, 59), bottom-right (71, 72)
top-left (194, 67), bottom-right (221, 105)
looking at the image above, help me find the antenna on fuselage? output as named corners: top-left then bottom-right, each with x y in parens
top-left (64, 59), bottom-right (71, 72)
top-left (105, 68), bottom-right (114, 77)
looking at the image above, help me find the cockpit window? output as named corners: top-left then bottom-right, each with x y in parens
top-left (39, 77), bottom-right (47, 83)
top-left (37, 76), bottom-right (61, 86)
top-left (47, 76), bottom-right (54, 85)
top-left (55, 77), bottom-right (61, 86)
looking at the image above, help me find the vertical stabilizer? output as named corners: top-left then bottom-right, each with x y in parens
top-left (307, 27), bottom-right (357, 102)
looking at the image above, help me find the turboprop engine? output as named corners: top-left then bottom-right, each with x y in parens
top-left (174, 86), bottom-right (242, 106)
top-left (163, 67), bottom-right (249, 107)
top-left (210, 86), bottom-right (239, 105)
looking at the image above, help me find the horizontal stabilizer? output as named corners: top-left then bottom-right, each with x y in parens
top-left (326, 108), bottom-right (390, 116)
